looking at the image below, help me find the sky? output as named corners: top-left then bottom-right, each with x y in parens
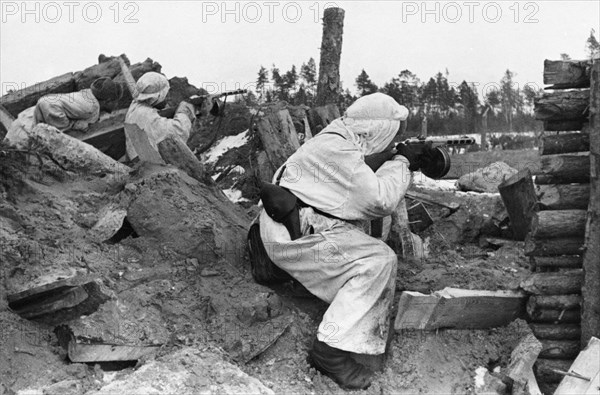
top-left (1, 0), bottom-right (599, 99)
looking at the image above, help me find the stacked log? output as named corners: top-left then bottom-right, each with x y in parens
top-left (528, 58), bottom-right (596, 392)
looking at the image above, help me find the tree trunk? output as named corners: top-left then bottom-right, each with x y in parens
top-left (544, 120), bottom-right (586, 132)
top-left (535, 154), bottom-right (590, 185)
top-left (541, 133), bottom-right (590, 155)
top-left (498, 169), bottom-right (537, 240)
top-left (538, 340), bottom-right (580, 359)
top-left (315, 7), bottom-right (345, 106)
top-left (534, 90), bottom-right (590, 121)
top-left (520, 271), bottom-right (583, 295)
top-left (255, 108), bottom-right (300, 175)
top-left (0, 72), bottom-right (76, 117)
top-left (530, 324), bottom-right (581, 340)
top-left (530, 210), bottom-right (587, 239)
top-left (582, 60), bottom-right (600, 345)
top-left (157, 135), bottom-right (206, 183)
top-left (536, 184), bottom-right (590, 210)
top-left (531, 256), bottom-right (583, 270)
top-left (524, 236), bottom-right (584, 257)
top-left (543, 59), bottom-right (591, 89)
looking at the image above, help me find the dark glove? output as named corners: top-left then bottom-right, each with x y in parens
top-left (396, 143), bottom-right (424, 171)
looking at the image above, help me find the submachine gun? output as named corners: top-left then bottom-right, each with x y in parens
top-left (396, 136), bottom-right (476, 179)
top-left (158, 89), bottom-right (248, 118)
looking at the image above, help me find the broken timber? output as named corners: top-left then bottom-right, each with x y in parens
top-left (157, 135), bottom-right (206, 183)
top-left (543, 59), bottom-right (591, 89)
top-left (394, 287), bottom-right (526, 331)
top-left (554, 337), bottom-right (599, 394)
top-left (0, 103), bottom-right (15, 136)
top-left (254, 108), bottom-right (300, 177)
top-left (520, 271), bottom-right (583, 295)
top-left (541, 133), bottom-right (590, 155)
top-left (537, 184), bottom-right (590, 211)
top-left (534, 90), bottom-right (590, 122)
top-left (530, 210), bottom-right (587, 239)
top-left (498, 169), bottom-right (537, 240)
top-left (506, 334), bottom-right (542, 393)
top-left (66, 109), bottom-right (127, 160)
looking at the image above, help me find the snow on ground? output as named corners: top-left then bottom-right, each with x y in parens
top-left (222, 187), bottom-right (250, 203)
top-left (204, 129), bottom-right (249, 165)
top-left (411, 171), bottom-right (457, 191)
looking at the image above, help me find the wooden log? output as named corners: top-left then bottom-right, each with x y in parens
top-left (534, 90), bottom-right (590, 121)
top-left (498, 169), bottom-right (538, 240)
top-left (73, 56), bottom-right (124, 90)
top-left (554, 337), bottom-right (600, 395)
top-left (528, 295), bottom-right (582, 310)
top-left (535, 359), bottom-right (574, 383)
top-left (255, 108), bottom-right (300, 174)
top-left (582, 60), bottom-right (600, 345)
top-left (544, 59), bottom-right (591, 89)
top-left (391, 198), bottom-right (426, 260)
top-left (530, 324), bottom-right (582, 340)
top-left (0, 72), bottom-right (76, 117)
top-left (307, 104), bottom-right (341, 134)
top-left (157, 135), bottom-right (206, 183)
top-left (530, 210), bottom-right (587, 239)
top-left (537, 184), bottom-right (590, 210)
top-left (506, 334), bottom-right (542, 392)
top-left (531, 256), bottom-right (583, 269)
top-left (520, 271), bottom-right (584, 295)
top-left (541, 133), bottom-right (590, 155)
top-left (527, 307), bottom-right (581, 324)
top-left (124, 123), bottom-right (165, 164)
top-left (539, 340), bottom-right (580, 359)
top-left (112, 57), bottom-right (162, 110)
top-left (524, 236), bottom-right (584, 257)
top-left (315, 7), bottom-right (345, 106)
top-left (544, 120), bottom-right (586, 132)
top-left (535, 154), bottom-right (590, 185)
top-left (394, 287), bottom-right (526, 330)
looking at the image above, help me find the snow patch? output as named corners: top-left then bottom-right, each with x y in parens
top-left (204, 129), bottom-right (250, 165)
top-left (474, 366), bottom-right (488, 388)
top-left (223, 188), bottom-right (250, 204)
top-left (412, 171), bottom-right (457, 191)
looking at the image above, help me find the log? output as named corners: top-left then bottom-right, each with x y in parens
top-left (541, 133), bottom-right (590, 155)
top-left (394, 287), bottom-right (526, 330)
top-left (528, 295), bottom-right (582, 310)
top-left (307, 104), bottom-right (341, 134)
top-left (0, 72), bottom-right (76, 117)
top-left (539, 340), bottom-right (581, 359)
top-left (554, 337), bottom-right (600, 395)
top-left (498, 169), bottom-right (538, 240)
top-left (74, 56), bottom-right (124, 90)
top-left (0, 103), bottom-right (14, 138)
top-left (582, 60), bottom-right (600, 345)
top-left (112, 58), bottom-right (162, 110)
top-left (544, 120), bottom-right (586, 132)
top-left (537, 184), bottom-right (590, 210)
top-left (157, 135), bottom-right (206, 183)
top-left (530, 324), bottom-right (582, 340)
top-left (315, 7), bottom-right (344, 106)
top-left (534, 90), bottom-right (590, 121)
top-left (531, 256), bottom-right (583, 270)
top-left (391, 198), bottom-right (426, 260)
top-left (66, 109), bottom-right (127, 160)
top-left (544, 59), bottom-right (591, 89)
top-left (506, 334), bottom-right (542, 386)
top-left (526, 307), bottom-right (581, 324)
top-left (520, 271), bottom-right (584, 295)
top-left (124, 123), bottom-right (165, 164)
top-left (535, 154), bottom-right (590, 185)
top-left (255, 108), bottom-right (300, 174)
top-left (530, 210), bottom-right (587, 239)
top-left (524, 236), bottom-right (584, 257)
top-left (535, 359), bottom-right (574, 383)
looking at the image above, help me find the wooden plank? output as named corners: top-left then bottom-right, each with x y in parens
top-left (0, 72), bottom-right (76, 117)
top-left (582, 60), bottom-right (600, 345)
top-left (394, 287), bottom-right (526, 331)
top-left (537, 184), bottom-right (590, 211)
top-left (520, 271), bottom-right (583, 295)
top-left (554, 337), bottom-right (599, 394)
top-left (541, 133), bottom-right (590, 155)
top-left (498, 169), bottom-right (537, 240)
top-left (507, 334), bottom-right (542, 386)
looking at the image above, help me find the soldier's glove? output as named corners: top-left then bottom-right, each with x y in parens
top-left (396, 143), bottom-right (424, 172)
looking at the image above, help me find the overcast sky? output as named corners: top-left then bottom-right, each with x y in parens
top-left (1, 1), bottom-right (599, 99)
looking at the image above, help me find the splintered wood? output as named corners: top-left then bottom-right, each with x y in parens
top-left (394, 287), bottom-right (526, 331)
top-left (554, 337), bottom-right (599, 395)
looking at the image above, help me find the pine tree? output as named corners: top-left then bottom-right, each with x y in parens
top-left (256, 66), bottom-right (269, 102)
top-left (355, 69), bottom-right (378, 96)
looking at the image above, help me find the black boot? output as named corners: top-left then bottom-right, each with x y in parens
top-left (309, 339), bottom-right (374, 390)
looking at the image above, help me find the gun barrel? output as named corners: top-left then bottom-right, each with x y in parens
top-left (404, 137), bottom-right (476, 146)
